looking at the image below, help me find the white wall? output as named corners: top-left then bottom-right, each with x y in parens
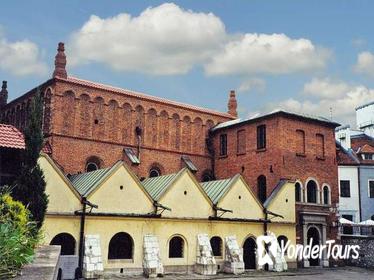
top-left (338, 166), bottom-right (360, 222)
top-left (356, 102), bottom-right (374, 137)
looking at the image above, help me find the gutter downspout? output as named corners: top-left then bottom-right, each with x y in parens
top-left (358, 166), bottom-right (362, 222)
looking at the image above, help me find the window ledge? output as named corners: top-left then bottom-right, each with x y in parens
top-left (296, 153), bottom-right (306, 157)
top-left (218, 155), bottom-right (228, 159)
top-left (316, 156), bottom-right (326, 161)
top-left (256, 148), bottom-right (267, 153)
top-left (236, 152), bottom-right (246, 156)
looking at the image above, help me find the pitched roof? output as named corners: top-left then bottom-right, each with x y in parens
top-left (55, 76), bottom-right (234, 119)
top-left (357, 144), bottom-right (374, 154)
top-left (201, 175), bottom-right (239, 204)
top-left (211, 109), bottom-right (340, 132)
top-left (0, 124), bottom-right (25, 149)
top-left (263, 179), bottom-right (289, 208)
top-left (336, 141), bottom-right (360, 165)
top-left (141, 171), bottom-right (182, 201)
top-left (69, 162), bottom-right (122, 197)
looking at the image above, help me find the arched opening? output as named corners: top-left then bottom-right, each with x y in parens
top-left (50, 233), bottom-right (76, 255)
top-left (295, 182), bottom-right (302, 202)
top-left (307, 227), bottom-right (320, 266)
top-left (201, 170), bottom-right (214, 182)
top-left (149, 167), bottom-right (161, 177)
top-left (85, 156), bottom-right (102, 172)
top-left (243, 237), bottom-right (257, 269)
top-left (108, 232), bottom-right (133, 260)
top-left (277, 235), bottom-right (288, 255)
top-left (323, 185), bottom-right (330, 205)
top-left (210, 236), bottom-right (223, 257)
top-left (306, 180), bottom-right (318, 203)
top-left (169, 236), bottom-right (184, 258)
top-left (257, 175), bottom-right (267, 204)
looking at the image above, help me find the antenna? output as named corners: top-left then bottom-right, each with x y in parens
top-left (329, 107), bottom-right (333, 120)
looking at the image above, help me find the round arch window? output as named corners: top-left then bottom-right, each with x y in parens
top-left (149, 167), bottom-right (161, 178)
top-left (86, 162), bottom-right (99, 172)
top-left (85, 156), bottom-right (102, 172)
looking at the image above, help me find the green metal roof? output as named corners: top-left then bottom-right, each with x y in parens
top-left (69, 162), bottom-right (121, 197)
top-left (141, 172), bottom-right (181, 201)
top-left (201, 175), bottom-right (240, 204)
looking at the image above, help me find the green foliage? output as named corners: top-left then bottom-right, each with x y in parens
top-left (0, 192), bottom-right (39, 279)
top-left (12, 89), bottom-right (48, 230)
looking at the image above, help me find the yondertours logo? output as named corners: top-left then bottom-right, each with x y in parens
top-left (256, 232), bottom-right (360, 266)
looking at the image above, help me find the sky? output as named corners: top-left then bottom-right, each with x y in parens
top-left (1, 0), bottom-right (374, 126)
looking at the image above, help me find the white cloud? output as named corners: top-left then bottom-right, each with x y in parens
top-left (268, 78), bottom-right (374, 125)
top-left (302, 77), bottom-right (351, 99)
top-left (238, 78), bottom-right (266, 93)
top-left (0, 34), bottom-right (48, 76)
top-left (69, 3), bottom-right (226, 75)
top-left (354, 51), bottom-right (374, 77)
top-left (205, 33), bottom-right (331, 75)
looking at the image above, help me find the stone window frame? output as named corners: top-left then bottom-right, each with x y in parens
top-left (305, 177), bottom-right (320, 204)
top-left (322, 184), bottom-right (331, 205)
top-left (295, 180), bottom-right (304, 203)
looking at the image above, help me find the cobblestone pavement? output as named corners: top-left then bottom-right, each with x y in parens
top-left (104, 267), bottom-right (374, 280)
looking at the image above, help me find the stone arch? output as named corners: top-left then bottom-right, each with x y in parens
top-left (210, 236), bottom-right (223, 257)
top-left (122, 103), bottom-right (133, 144)
top-left (146, 108), bottom-right (158, 146)
top-left (43, 88), bottom-right (52, 135)
top-left (307, 226), bottom-right (321, 266)
top-left (171, 113), bottom-right (181, 150)
top-left (108, 99), bottom-right (120, 142)
top-left (108, 232), bottom-right (134, 260)
top-left (85, 155), bottom-right (103, 172)
top-left (182, 116), bottom-right (192, 152)
top-left (322, 184), bottom-right (331, 205)
top-left (61, 91), bottom-right (76, 136)
top-left (305, 178), bottom-right (320, 204)
top-left (193, 117), bottom-right (203, 154)
top-left (159, 110), bottom-right (169, 148)
top-left (168, 234), bottom-right (187, 259)
top-left (242, 235), bottom-right (257, 269)
top-left (295, 180), bottom-right (303, 202)
top-left (148, 162), bottom-right (165, 177)
top-left (92, 96), bottom-right (105, 139)
top-left (50, 232), bottom-right (76, 255)
top-left (78, 93), bottom-right (91, 137)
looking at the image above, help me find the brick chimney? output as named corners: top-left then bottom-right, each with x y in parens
top-left (53, 42), bottom-right (67, 79)
top-left (0, 81), bottom-right (8, 109)
top-left (227, 90), bottom-right (238, 117)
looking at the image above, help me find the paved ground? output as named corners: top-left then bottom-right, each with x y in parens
top-left (105, 267), bottom-right (374, 280)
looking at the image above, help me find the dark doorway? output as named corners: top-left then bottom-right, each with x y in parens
top-left (243, 237), bottom-right (257, 269)
top-left (307, 180), bottom-right (317, 203)
top-left (307, 227), bottom-right (320, 266)
top-left (50, 233), bottom-right (76, 255)
top-left (108, 232), bottom-right (133, 259)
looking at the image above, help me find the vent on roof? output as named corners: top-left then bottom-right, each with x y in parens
top-left (124, 148), bottom-right (140, 165)
top-left (181, 155), bottom-right (197, 172)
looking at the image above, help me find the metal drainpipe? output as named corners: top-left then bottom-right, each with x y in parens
top-left (78, 197), bottom-right (87, 278)
top-left (263, 208), bottom-right (269, 271)
top-left (358, 167), bottom-right (362, 222)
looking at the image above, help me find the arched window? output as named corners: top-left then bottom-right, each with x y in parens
top-left (50, 233), bottom-right (76, 255)
top-left (323, 185), bottom-right (330, 205)
top-left (306, 180), bottom-right (318, 203)
top-left (108, 232), bottom-right (133, 260)
top-left (149, 167), bottom-right (161, 177)
top-left (257, 175), bottom-right (267, 203)
top-left (201, 170), bottom-right (213, 182)
top-left (277, 235), bottom-right (288, 255)
top-left (210, 236), bottom-right (223, 257)
top-left (85, 156), bottom-right (102, 172)
top-left (169, 236), bottom-right (184, 258)
top-left (295, 182), bottom-right (302, 202)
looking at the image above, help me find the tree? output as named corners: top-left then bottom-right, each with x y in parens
top-left (12, 89), bottom-right (48, 231)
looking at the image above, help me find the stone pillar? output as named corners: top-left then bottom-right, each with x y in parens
top-left (83, 235), bottom-right (104, 279)
top-left (195, 234), bottom-right (217, 275)
top-left (143, 234), bottom-right (163, 278)
top-left (224, 236), bottom-right (244, 274)
top-left (303, 224), bottom-right (310, 267)
top-left (322, 225), bottom-right (329, 267)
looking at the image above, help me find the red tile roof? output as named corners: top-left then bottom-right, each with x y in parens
top-left (0, 124), bottom-right (25, 149)
top-left (358, 144), bottom-right (374, 154)
top-left (55, 76), bottom-right (235, 119)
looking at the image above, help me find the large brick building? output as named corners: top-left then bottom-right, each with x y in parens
top-left (0, 42), bottom-right (341, 267)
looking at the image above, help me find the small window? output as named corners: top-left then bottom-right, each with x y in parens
top-left (363, 154), bottom-right (373, 160)
top-left (306, 180), bottom-right (318, 203)
top-left (296, 130), bottom-right (305, 155)
top-left (342, 215), bottom-right (353, 235)
top-left (210, 236), bottom-right (223, 257)
top-left (323, 185), bottom-right (330, 205)
top-left (237, 129), bottom-right (246, 154)
top-left (340, 180), bottom-right (351, 198)
top-left (369, 180), bottom-right (374, 198)
top-left (257, 175), bottom-right (267, 203)
top-left (169, 236), bottom-right (184, 258)
top-left (86, 162), bottom-right (98, 172)
top-left (85, 156), bottom-right (102, 172)
top-left (295, 182), bottom-right (302, 202)
top-left (316, 134), bottom-right (325, 158)
top-left (201, 170), bottom-right (213, 182)
top-left (257, 125), bottom-right (266, 149)
top-left (149, 167), bottom-right (161, 178)
top-left (219, 134), bottom-right (227, 156)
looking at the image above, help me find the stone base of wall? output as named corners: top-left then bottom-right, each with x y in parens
top-left (341, 235), bottom-right (374, 268)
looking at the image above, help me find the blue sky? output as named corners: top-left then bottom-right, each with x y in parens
top-left (1, 1), bottom-right (374, 125)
